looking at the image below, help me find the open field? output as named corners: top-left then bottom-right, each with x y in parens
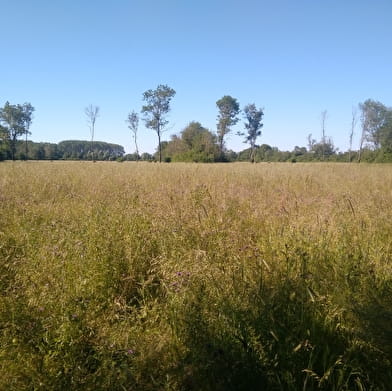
top-left (1, 161), bottom-right (392, 390)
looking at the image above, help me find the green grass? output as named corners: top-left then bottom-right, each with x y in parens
top-left (1, 161), bottom-right (391, 390)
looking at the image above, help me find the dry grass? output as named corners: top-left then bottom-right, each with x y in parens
top-left (1, 161), bottom-right (391, 390)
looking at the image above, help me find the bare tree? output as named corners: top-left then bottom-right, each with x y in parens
top-left (349, 107), bottom-right (357, 162)
top-left (126, 110), bottom-right (139, 161)
top-left (85, 104), bottom-right (100, 161)
top-left (307, 133), bottom-right (315, 152)
top-left (320, 110), bottom-right (328, 161)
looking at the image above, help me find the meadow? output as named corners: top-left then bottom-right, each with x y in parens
top-left (1, 161), bottom-right (391, 390)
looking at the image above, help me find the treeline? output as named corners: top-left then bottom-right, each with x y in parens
top-left (0, 129), bottom-right (389, 164)
top-left (154, 126), bottom-right (378, 163)
top-left (2, 92), bottom-right (392, 163)
top-left (0, 140), bottom-right (125, 161)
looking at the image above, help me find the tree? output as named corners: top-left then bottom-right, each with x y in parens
top-left (216, 95), bottom-right (240, 157)
top-left (140, 152), bottom-right (153, 161)
top-left (358, 99), bottom-right (392, 162)
top-left (141, 84), bottom-right (176, 163)
top-left (320, 110), bottom-right (328, 161)
top-left (160, 122), bottom-right (219, 162)
top-left (378, 111), bottom-right (392, 154)
top-left (0, 101), bottom-right (34, 160)
top-left (178, 121), bottom-right (219, 162)
top-left (240, 104), bottom-right (264, 162)
top-left (126, 110), bottom-right (139, 161)
top-left (85, 104), bottom-right (100, 161)
top-left (293, 146), bottom-right (307, 156)
top-left (310, 138), bottom-right (336, 159)
top-left (0, 124), bottom-right (8, 161)
top-left (307, 133), bottom-right (316, 152)
top-left (21, 103), bottom-right (34, 160)
top-left (349, 107), bottom-right (357, 162)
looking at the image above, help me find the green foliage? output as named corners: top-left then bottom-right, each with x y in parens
top-left (0, 101), bottom-right (34, 160)
top-left (359, 99), bottom-right (392, 148)
top-left (124, 152), bottom-right (141, 161)
top-left (309, 138), bottom-right (336, 159)
top-left (140, 152), bottom-right (153, 161)
top-left (161, 121), bottom-right (220, 162)
top-left (216, 95), bottom-right (240, 155)
top-left (142, 85), bottom-right (176, 162)
top-left (240, 104), bottom-right (264, 162)
top-left (58, 140), bottom-right (125, 160)
top-left (0, 126), bottom-right (8, 160)
top-left (358, 99), bottom-right (392, 162)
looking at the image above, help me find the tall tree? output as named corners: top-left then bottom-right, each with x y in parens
top-left (359, 99), bottom-right (390, 148)
top-left (0, 101), bottom-right (34, 160)
top-left (21, 103), bottom-right (34, 159)
top-left (240, 104), bottom-right (264, 162)
top-left (320, 110), bottom-right (328, 161)
top-left (85, 104), bottom-right (100, 161)
top-left (141, 84), bottom-right (176, 163)
top-left (126, 110), bottom-right (139, 161)
top-left (216, 95), bottom-right (240, 157)
top-left (379, 110), bottom-right (392, 154)
top-left (349, 107), bottom-right (357, 162)
top-left (358, 99), bottom-right (392, 162)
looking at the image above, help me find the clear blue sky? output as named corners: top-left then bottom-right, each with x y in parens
top-left (2, 0), bottom-right (392, 154)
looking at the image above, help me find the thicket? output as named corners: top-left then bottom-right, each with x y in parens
top-left (1, 161), bottom-right (391, 390)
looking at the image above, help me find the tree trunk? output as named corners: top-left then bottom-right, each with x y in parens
top-left (134, 135), bottom-right (139, 162)
top-left (11, 134), bottom-right (16, 161)
top-left (218, 136), bottom-right (225, 161)
top-left (358, 129), bottom-right (365, 163)
top-left (91, 124), bottom-right (95, 162)
top-left (25, 132), bottom-right (28, 160)
top-left (250, 142), bottom-right (256, 163)
top-left (158, 132), bottom-right (162, 163)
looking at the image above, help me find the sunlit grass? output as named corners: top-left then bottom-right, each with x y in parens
top-left (1, 161), bottom-right (391, 390)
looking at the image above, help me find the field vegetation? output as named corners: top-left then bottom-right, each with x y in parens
top-left (1, 161), bottom-right (391, 390)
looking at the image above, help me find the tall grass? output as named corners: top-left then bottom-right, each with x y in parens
top-left (0, 161), bottom-right (391, 390)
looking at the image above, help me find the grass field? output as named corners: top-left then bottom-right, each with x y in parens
top-left (1, 161), bottom-right (391, 390)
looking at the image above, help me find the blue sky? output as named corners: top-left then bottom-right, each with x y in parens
top-left (2, 0), bottom-right (392, 154)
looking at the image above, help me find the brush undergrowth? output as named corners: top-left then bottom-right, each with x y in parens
top-left (0, 161), bottom-right (391, 390)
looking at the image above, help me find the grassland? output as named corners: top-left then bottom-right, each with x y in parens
top-left (1, 161), bottom-right (391, 390)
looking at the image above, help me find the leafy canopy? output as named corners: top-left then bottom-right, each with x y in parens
top-left (216, 95), bottom-right (240, 150)
top-left (0, 101), bottom-right (34, 160)
top-left (141, 84), bottom-right (176, 134)
top-left (141, 84), bottom-right (176, 162)
top-left (359, 99), bottom-right (392, 150)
